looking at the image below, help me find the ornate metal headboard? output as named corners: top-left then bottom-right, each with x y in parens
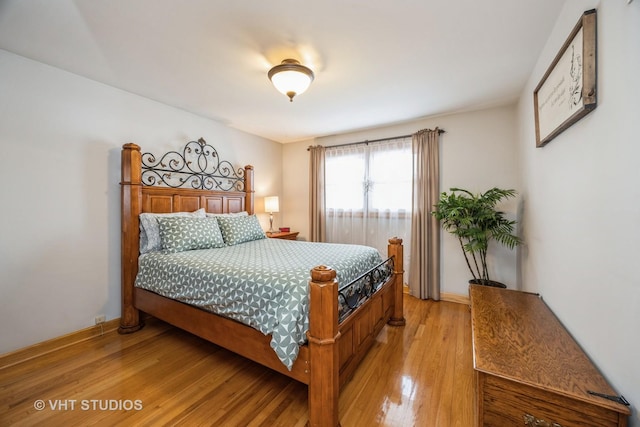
top-left (140, 137), bottom-right (246, 191)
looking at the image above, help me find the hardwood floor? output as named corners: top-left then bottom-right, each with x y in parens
top-left (0, 295), bottom-right (473, 426)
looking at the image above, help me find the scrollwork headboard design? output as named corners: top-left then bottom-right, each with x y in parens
top-left (141, 137), bottom-right (245, 191)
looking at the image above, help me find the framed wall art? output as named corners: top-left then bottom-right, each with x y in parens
top-left (534, 9), bottom-right (597, 147)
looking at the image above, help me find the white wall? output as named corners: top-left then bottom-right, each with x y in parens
top-left (280, 138), bottom-right (314, 237)
top-left (517, 1), bottom-right (640, 423)
top-left (283, 105), bottom-right (520, 298)
top-left (0, 50), bottom-right (282, 354)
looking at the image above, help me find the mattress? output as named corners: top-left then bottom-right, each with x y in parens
top-left (135, 238), bottom-right (383, 369)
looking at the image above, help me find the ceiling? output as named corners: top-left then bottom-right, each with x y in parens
top-left (0, 0), bottom-right (565, 143)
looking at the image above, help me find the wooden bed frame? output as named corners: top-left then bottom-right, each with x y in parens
top-left (119, 142), bottom-right (405, 427)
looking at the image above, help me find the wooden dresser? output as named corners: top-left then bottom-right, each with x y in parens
top-left (470, 285), bottom-right (630, 427)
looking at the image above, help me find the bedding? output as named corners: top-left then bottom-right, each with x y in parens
top-left (139, 208), bottom-right (206, 254)
top-left (157, 217), bottom-right (226, 253)
top-left (135, 238), bottom-right (383, 369)
top-left (216, 214), bottom-right (266, 245)
top-left (205, 211), bottom-right (248, 218)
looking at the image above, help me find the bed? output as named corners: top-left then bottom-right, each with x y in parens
top-left (119, 139), bottom-right (405, 427)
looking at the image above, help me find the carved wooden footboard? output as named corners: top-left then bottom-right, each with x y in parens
top-left (119, 141), bottom-right (405, 427)
top-left (307, 239), bottom-right (404, 426)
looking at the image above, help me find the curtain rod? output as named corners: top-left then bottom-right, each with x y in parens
top-left (307, 128), bottom-right (445, 151)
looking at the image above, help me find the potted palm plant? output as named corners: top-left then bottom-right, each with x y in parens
top-left (431, 187), bottom-right (522, 287)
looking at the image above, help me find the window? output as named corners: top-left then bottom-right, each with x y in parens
top-left (325, 139), bottom-right (412, 214)
top-left (325, 149), bottom-right (366, 211)
top-left (324, 138), bottom-right (412, 269)
top-left (368, 142), bottom-right (412, 212)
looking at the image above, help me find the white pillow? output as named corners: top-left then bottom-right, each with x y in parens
top-left (205, 211), bottom-right (249, 218)
top-left (139, 208), bottom-right (205, 254)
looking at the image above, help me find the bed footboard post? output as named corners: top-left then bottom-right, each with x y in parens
top-left (119, 143), bottom-right (143, 334)
top-left (307, 265), bottom-right (341, 427)
top-left (388, 237), bottom-right (406, 326)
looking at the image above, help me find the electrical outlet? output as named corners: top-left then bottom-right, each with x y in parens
top-left (94, 315), bottom-right (106, 325)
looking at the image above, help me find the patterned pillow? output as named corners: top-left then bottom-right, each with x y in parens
top-left (217, 214), bottom-right (266, 246)
top-left (157, 217), bottom-right (226, 253)
top-left (139, 209), bottom-right (206, 254)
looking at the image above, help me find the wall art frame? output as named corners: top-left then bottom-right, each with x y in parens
top-left (534, 9), bottom-right (597, 148)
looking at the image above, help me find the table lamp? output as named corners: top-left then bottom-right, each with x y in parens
top-left (264, 196), bottom-right (279, 234)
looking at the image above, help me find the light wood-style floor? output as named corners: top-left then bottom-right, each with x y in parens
top-left (0, 295), bottom-right (473, 426)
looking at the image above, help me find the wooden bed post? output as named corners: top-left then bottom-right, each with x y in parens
top-left (388, 237), bottom-right (406, 326)
top-left (243, 165), bottom-right (255, 214)
top-left (307, 265), bottom-right (341, 427)
top-left (119, 143), bottom-right (144, 334)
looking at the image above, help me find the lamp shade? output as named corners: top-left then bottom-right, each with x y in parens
top-left (264, 196), bottom-right (280, 213)
top-left (268, 59), bottom-right (314, 102)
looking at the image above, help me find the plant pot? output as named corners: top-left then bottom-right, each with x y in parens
top-left (469, 279), bottom-right (507, 288)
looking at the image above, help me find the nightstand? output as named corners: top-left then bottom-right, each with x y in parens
top-left (267, 231), bottom-right (299, 240)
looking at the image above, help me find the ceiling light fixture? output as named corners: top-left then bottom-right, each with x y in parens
top-left (268, 59), bottom-right (314, 102)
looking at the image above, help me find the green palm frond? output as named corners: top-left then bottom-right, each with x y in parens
top-left (431, 187), bottom-right (522, 281)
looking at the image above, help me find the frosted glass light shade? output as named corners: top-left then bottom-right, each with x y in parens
top-left (264, 196), bottom-right (280, 213)
top-left (268, 59), bottom-right (314, 102)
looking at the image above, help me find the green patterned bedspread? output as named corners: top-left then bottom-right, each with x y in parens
top-left (135, 238), bottom-right (382, 369)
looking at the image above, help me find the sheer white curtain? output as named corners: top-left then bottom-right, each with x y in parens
top-left (325, 138), bottom-right (412, 276)
top-left (325, 144), bottom-right (367, 243)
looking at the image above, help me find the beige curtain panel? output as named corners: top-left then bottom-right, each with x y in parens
top-left (308, 145), bottom-right (326, 242)
top-left (409, 128), bottom-right (442, 300)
